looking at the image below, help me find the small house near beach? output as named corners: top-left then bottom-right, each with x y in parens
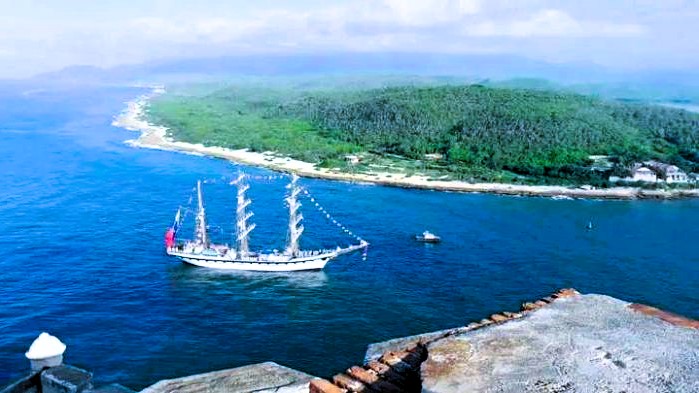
top-left (609, 161), bottom-right (689, 184)
top-left (644, 161), bottom-right (688, 183)
top-left (630, 166), bottom-right (657, 182)
top-left (344, 155), bottom-right (362, 165)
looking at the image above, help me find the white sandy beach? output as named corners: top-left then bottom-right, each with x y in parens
top-left (112, 88), bottom-right (699, 200)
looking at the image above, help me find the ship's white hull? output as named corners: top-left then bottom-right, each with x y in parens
top-left (166, 177), bottom-right (368, 272)
top-left (168, 251), bottom-right (334, 271)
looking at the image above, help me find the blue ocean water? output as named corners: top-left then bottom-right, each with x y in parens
top-left (0, 86), bottom-right (697, 389)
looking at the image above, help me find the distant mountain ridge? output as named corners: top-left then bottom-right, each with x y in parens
top-left (22, 52), bottom-right (699, 102)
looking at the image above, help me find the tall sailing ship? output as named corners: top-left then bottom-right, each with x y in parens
top-left (165, 174), bottom-right (368, 271)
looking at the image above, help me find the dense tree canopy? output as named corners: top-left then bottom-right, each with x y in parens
top-left (148, 84), bottom-right (699, 184)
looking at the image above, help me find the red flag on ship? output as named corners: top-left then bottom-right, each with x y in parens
top-left (165, 228), bottom-right (175, 248)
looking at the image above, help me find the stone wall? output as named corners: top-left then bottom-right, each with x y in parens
top-left (0, 365), bottom-right (133, 393)
top-left (309, 288), bottom-right (699, 392)
top-left (5, 288), bottom-right (696, 393)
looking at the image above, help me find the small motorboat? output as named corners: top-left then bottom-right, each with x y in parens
top-left (415, 231), bottom-right (441, 243)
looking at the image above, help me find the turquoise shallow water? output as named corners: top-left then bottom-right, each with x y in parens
top-left (0, 86), bottom-right (697, 389)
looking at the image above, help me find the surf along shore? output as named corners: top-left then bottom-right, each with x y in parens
top-left (113, 88), bottom-right (699, 200)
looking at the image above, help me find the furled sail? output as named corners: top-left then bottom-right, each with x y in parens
top-left (234, 174), bottom-right (255, 257)
top-left (194, 180), bottom-right (208, 246)
top-left (285, 174), bottom-right (304, 257)
top-left (165, 174), bottom-right (369, 272)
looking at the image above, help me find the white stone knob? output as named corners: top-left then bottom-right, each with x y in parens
top-left (25, 333), bottom-right (66, 372)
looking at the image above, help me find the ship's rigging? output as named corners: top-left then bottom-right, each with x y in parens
top-left (165, 173), bottom-right (368, 271)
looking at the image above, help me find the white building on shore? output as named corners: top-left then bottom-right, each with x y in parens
top-left (644, 161), bottom-right (689, 183)
top-left (630, 166), bottom-right (658, 182)
top-left (609, 161), bottom-right (689, 184)
top-left (344, 155), bottom-right (362, 165)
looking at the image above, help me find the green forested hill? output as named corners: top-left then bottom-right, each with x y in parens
top-left (147, 84), bottom-right (699, 184)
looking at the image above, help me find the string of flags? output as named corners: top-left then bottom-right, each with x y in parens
top-left (247, 174), bottom-right (287, 181)
top-left (200, 174), bottom-right (289, 186)
top-left (173, 206), bottom-right (194, 230)
top-left (302, 189), bottom-right (365, 244)
top-left (230, 174), bottom-right (288, 183)
top-left (176, 175), bottom-right (369, 261)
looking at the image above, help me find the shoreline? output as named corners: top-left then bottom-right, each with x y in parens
top-left (112, 89), bottom-right (699, 200)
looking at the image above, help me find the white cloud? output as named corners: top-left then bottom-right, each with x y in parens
top-left (121, 4), bottom-right (644, 53)
top-left (0, 0), bottom-right (691, 78)
top-left (119, 2), bottom-right (643, 57)
top-left (378, 0), bottom-right (480, 26)
top-left (128, 16), bottom-right (262, 43)
top-left (467, 9), bottom-right (644, 38)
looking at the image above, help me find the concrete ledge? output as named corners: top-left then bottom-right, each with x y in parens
top-left (366, 288), bottom-right (581, 361)
top-left (139, 362), bottom-right (313, 393)
top-left (0, 372), bottom-right (42, 393)
top-left (2, 368), bottom-right (133, 393)
top-left (41, 365), bottom-right (93, 393)
top-left (420, 294), bottom-right (699, 392)
top-left (355, 288), bottom-right (699, 392)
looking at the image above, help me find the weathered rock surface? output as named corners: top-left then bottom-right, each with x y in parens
top-left (139, 362), bottom-right (313, 393)
top-left (419, 294), bottom-right (699, 393)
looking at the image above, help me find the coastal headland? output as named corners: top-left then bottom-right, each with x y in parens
top-left (112, 88), bottom-right (699, 200)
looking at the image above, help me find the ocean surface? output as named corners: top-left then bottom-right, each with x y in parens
top-left (1, 86), bottom-right (697, 389)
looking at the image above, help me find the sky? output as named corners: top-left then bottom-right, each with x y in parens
top-left (0, 0), bottom-right (697, 78)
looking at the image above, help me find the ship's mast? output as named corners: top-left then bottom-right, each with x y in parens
top-left (195, 180), bottom-right (209, 246)
top-left (285, 174), bottom-right (304, 257)
top-left (235, 173), bottom-right (255, 257)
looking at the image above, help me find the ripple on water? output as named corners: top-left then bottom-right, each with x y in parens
top-left (0, 87), bottom-right (697, 389)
